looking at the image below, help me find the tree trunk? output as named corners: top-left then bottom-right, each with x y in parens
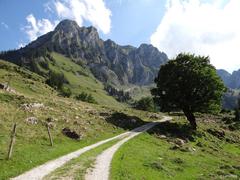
top-left (183, 109), bottom-right (197, 130)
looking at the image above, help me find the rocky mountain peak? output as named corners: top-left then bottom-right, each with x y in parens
top-left (104, 39), bottom-right (118, 49)
top-left (55, 19), bottom-right (79, 32)
top-left (137, 43), bottom-right (164, 55)
top-left (138, 43), bottom-right (154, 49)
top-left (86, 26), bottom-right (98, 34)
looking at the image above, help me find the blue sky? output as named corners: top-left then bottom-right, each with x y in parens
top-left (0, 0), bottom-right (239, 72)
top-left (0, 0), bottom-right (166, 50)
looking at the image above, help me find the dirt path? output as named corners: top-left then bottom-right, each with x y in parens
top-left (11, 116), bottom-right (170, 180)
top-left (85, 116), bottom-right (171, 180)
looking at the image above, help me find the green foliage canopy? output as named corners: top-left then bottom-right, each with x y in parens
top-left (151, 53), bottom-right (226, 129)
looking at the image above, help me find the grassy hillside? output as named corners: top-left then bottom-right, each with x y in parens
top-left (0, 59), bottom-right (157, 179)
top-left (47, 52), bottom-right (124, 107)
top-left (111, 115), bottom-right (240, 179)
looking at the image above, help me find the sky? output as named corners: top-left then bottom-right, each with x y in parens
top-left (0, 0), bottom-right (239, 72)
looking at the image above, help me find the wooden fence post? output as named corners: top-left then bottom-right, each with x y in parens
top-left (7, 123), bottom-right (17, 160)
top-left (47, 124), bottom-right (53, 146)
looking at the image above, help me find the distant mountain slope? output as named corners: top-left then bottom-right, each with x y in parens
top-left (217, 69), bottom-right (240, 89)
top-left (0, 19), bottom-right (168, 87)
top-left (217, 69), bottom-right (240, 109)
top-left (0, 52), bottom-right (124, 107)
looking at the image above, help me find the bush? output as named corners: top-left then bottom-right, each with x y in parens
top-left (134, 97), bottom-right (156, 112)
top-left (60, 86), bottom-right (72, 97)
top-left (75, 92), bottom-right (97, 104)
top-left (234, 108), bottom-right (240, 122)
top-left (46, 70), bottom-right (68, 89)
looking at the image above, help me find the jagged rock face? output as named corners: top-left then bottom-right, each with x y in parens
top-left (229, 70), bottom-right (240, 89)
top-left (217, 69), bottom-right (240, 89)
top-left (217, 69), bottom-right (231, 87)
top-left (27, 20), bottom-right (105, 64)
top-left (14, 20), bottom-right (169, 86)
top-left (129, 44), bottom-right (167, 85)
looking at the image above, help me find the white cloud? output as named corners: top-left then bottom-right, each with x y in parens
top-left (44, 2), bottom-right (54, 13)
top-left (1, 22), bottom-right (9, 29)
top-left (18, 42), bottom-right (26, 48)
top-left (150, 0), bottom-right (240, 72)
top-left (24, 14), bottom-right (58, 41)
top-left (23, 0), bottom-right (111, 43)
top-left (54, 0), bottom-right (111, 34)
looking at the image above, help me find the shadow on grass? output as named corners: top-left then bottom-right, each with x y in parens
top-left (148, 121), bottom-right (200, 141)
top-left (105, 112), bottom-right (146, 130)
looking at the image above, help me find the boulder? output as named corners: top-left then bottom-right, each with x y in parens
top-left (159, 135), bottom-right (167, 139)
top-left (0, 83), bottom-right (16, 93)
top-left (25, 117), bottom-right (38, 125)
top-left (170, 144), bottom-right (181, 150)
top-left (62, 128), bottom-right (81, 140)
top-left (0, 83), bottom-right (7, 89)
top-left (149, 113), bottom-right (161, 119)
top-left (174, 138), bottom-right (185, 146)
top-left (21, 103), bottom-right (44, 111)
top-left (180, 146), bottom-right (196, 152)
top-left (207, 128), bottom-right (225, 139)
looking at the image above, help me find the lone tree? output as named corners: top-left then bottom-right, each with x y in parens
top-left (151, 53), bottom-right (226, 129)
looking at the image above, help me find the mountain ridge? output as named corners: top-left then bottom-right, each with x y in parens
top-left (1, 19), bottom-right (168, 87)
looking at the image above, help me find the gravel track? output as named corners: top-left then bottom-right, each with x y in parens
top-left (85, 116), bottom-right (171, 180)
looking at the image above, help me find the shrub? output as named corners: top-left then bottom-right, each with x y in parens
top-left (46, 70), bottom-right (68, 89)
top-left (134, 97), bottom-right (156, 112)
top-left (234, 98), bottom-right (240, 122)
top-left (60, 86), bottom-right (72, 97)
top-left (234, 108), bottom-right (240, 122)
top-left (75, 92), bottom-right (97, 104)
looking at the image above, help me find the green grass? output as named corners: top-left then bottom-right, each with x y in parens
top-left (0, 105), bottom-right (123, 180)
top-left (0, 60), bottom-right (54, 98)
top-left (111, 117), bottom-right (240, 180)
top-left (44, 138), bottom-right (120, 180)
top-left (0, 92), bottom-right (125, 180)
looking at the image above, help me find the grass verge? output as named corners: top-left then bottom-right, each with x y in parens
top-left (111, 117), bottom-right (240, 180)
